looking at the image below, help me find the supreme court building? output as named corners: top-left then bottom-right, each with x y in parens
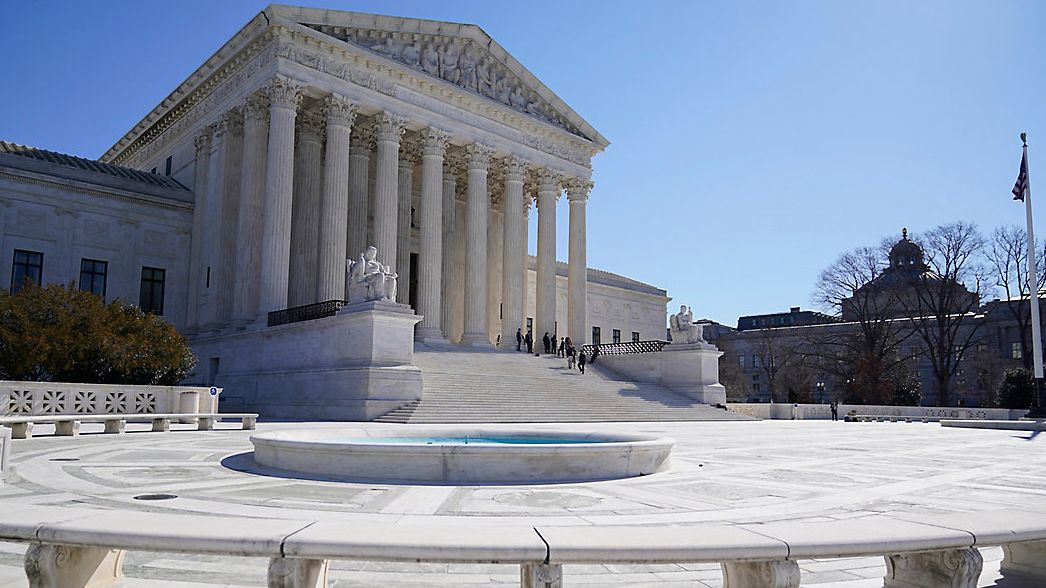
top-left (0, 6), bottom-right (670, 404)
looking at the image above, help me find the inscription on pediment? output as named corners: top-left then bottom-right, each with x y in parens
top-left (304, 24), bottom-right (586, 139)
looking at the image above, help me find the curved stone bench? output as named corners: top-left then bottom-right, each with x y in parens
top-left (0, 412), bottom-right (257, 439)
top-left (0, 505), bottom-right (1043, 587)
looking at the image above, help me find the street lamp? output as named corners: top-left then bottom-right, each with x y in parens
top-left (816, 382), bottom-right (825, 403)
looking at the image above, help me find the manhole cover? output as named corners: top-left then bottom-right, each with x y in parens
top-left (133, 493), bottom-right (178, 501)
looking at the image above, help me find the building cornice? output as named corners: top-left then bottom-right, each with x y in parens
top-left (0, 168), bottom-right (193, 212)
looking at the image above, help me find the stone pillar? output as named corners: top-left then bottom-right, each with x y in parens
top-left (440, 153), bottom-right (462, 340)
top-left (186, 125), bottom-right (213, 334)
top-left (885, 548), bottom-right (982, 587)
top-left (535, 169), bottom-right (559, 348)
top-left (24, 544), bottom-right (125, 588)
top-left (233, 93), bottom-right (270, 326)
top-left (416, 128), bottom-right (450, 341)
top-left (397, 136), bottom-right (420, 304)
top-left (522, 194), bottom-right (532, 335)
top-left (268, 557), bottom-right (328, 588)
top-left (500, 157), bottom-right (527, 347)
top-left (371, 112), bottom-right (406, 270)
top-left (214, 109), bottom-right (244, 328)
top-left (316, 95), bottom-right (356, 301)
top-left (487, 196), bottom-right (504, 342)
top-left (451, 188), bottom-right (467, 342)
top-left (346, 122), bottom-right (374, 262)
top-left (721, 560), bottom-right (800, 587)
top-left (199, 116), bottom-right (235, 330)
top-left (461, 142), bottom-right (494, 345)
top-left (567, 179), bottom-right (592, 345)
top-left (257, 77), bottom-right (303, 317)
top-left (287, 110), bottom-right (324, 308)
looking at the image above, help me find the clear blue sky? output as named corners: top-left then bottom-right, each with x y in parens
top-left (2, 1), bottom-right (1044, 326)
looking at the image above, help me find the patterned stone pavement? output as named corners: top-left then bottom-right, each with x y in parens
top-left (0, 419), bottom-right (1043, 586)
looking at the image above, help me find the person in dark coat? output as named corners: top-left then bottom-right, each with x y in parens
top-left (550, 335), bottom-right (557, 355)
top-left (525, 331), bottom-right (534, 354)
top-left (516, 328), bottom-right (523, 352)
top-left (542, 332), bottom-right (551, 354)
top-left (830, 401), bottom-right (838, 421)
top-left (559, 337), bottom-right (566, 357)
top-left (577, 349), bottom-right (587, 374)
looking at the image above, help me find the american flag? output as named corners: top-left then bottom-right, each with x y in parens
top-left (1014, 150), bottom-right (1029, 201)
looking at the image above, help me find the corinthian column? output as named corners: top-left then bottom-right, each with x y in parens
top-left (371, 112), bottom-right (406, 271)
top-left (416, 128), bottom-right (450, 341)
top-left (568, 179), bottom-right (592, 344)
top-left (233, 93), bottom-right (269, 326)
top-left (287, 110), bottom-right (324, 308)
top-left (186, 125), bottom-right (213, 335)
top-left (535, 169), bottom-right (559, 347)
top-left (397, 136), bottom-right (420, 304)
top-left (214, 109), bottom-right (244, 328)
top-left (346, 122), bottom-right (374, 262)
top-left (257, 76), bottom-right (303, 317)
top-left (461, 142), bottom-right (494, 345)
top-left (500, 156), bottom-right (527, 346)
top-left (440, 152), bottom-right (464, 340)
top-left (316, 95), bottom-right (356, 301)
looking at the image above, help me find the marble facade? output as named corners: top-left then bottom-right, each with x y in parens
top-left (101, 6), bottom-right (608, 348)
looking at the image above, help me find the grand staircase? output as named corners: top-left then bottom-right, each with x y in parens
top-left (375, 344), bottom-right (754, 423)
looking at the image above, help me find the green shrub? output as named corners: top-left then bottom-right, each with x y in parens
top-left (995, 367), bottom-right (1035, 409)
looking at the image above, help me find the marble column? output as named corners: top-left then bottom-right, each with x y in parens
top-left (232, 93), bottom-right (269, 326)
top-left (214, 109), bottom-right (243, 328)
top-left (486, 196), bottom-right (504, 342)
top-left (535, 169), bottom-right (559, 347)
top-left (416, 128), bottom-right (450, 341)
top-left (346, 122), bottom-right (374, 262)
top-left (450, 188), bottom-right (467, 342)
top-left (397, 136), bottom-right (420, 305)
top-left (461, 142), bottom-right (494, 345)
top-left (500, 156), bottom-right (527, 347)
top-left (440, 153), bottom-right (463, 340)
top-left (522, 195), bottom-right (532, 335)
top-left (568, 179), bottom-right (592, 345)
top-left (287, 110), bottom-right (324, 308)
top-left (186, 125), bottom-right (212, 334)
top-left (371, 112), bottom-right (406, 271)
top-left (316, 95), bottom-right (356, 302)
top-left (199, 115), bottom-right (234, 330)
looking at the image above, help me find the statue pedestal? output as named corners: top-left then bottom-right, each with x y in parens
top-left (597, 342), bottom-right (726, 405)
top-left (189, 301), bottom-right (423, 421)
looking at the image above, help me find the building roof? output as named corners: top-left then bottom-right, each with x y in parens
top-left (0, 141), bottom-right (187, 191)
top-left (526, 255), bottom-right (668, 297)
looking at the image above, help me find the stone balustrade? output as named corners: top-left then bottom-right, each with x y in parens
top-left (0, 505), bottom-right (1044, 587)
top-left (0, 381), bottom-right (221, 418)
top-left (0, 427), bottom-right (8, 485)
top-left (0, 412), bottom-right (257, 439)
top-left (727, 402), bottom-right (1026, 421)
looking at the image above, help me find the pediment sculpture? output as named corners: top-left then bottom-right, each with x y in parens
top-left (346, 246), bottom-right (398, 304)
top-left (670, 305), bottom-right (706, 344)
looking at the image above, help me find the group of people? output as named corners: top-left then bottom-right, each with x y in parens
top-left (514, 329), bottom-right (589, 374)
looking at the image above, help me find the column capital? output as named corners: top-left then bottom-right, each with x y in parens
top-left (465, 142), bottom-right (494, 170)
top-left (243, 93), bottom-right (270, 122)
top-left (295, 110), bottom-right (325, 143)
top-left (535, 167), bottom-right (561, 193)
top-left (193, 125), bottom-right (214, 156)
top-left (502, 156), bottom-right (529, 182)
top-left (322, 94), bottom-right (357, 128)
top-left (215, 108), bottom-right (243, 140)
top-left (399, 133), bottom-right (423, 167)
top-left (421, 127), bottom-right (451, 158)
top-left (444, 147), bottom-right (467, 177)
top-left (265, 76), bottom-right (304, 110)
top-left (567, 178), bottom-right (594, 202)
top-left (372, 111), bottom-right (407, 143)
top-left (350, 122), bottom-right (376, 154)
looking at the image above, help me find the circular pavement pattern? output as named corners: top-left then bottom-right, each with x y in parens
top-left (1, 419), bottom-right (1043, 587)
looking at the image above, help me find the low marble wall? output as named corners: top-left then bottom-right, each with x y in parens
top-left (597, 344), bottom-right (726, 404)
top-left (0, 382), bottom-right (220, 417)
top-left (0, 427), bottom-right (9, 484)
top-left (727, 403), bottom-right (1026, 421)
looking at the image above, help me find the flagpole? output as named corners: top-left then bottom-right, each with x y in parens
top-left (1021, 132), bottom-right (1044, 408)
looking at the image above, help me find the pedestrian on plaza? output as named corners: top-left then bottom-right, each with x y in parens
top-left (564, 336), bottom-right (572, 353)
top-left (525, 331), bottom-right (534, 354)
top-left (550, 335), bottom-right (557, 355)
top-left (542, 332), bottom-right (551, 354)
top-left (830, 401), bottom-right (838, 421)
top-left (567, 345), bottom-right (576, 370)
top-left (516, 328), bottom-right (523, 352)
top-left (559, 337), bottom-right (566, 357)
top-left (577, 349), bottom-right (587, 374)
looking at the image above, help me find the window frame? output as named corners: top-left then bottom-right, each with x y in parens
top-left (11, 249), bottom-right (43, 293)
top-left (139, 266), bottom-right (166, 315)
top-left (78, 258), bottom-right (108, 298)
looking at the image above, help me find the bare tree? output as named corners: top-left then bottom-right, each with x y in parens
top-left (985, 224), bottom-right (1046, 370)
top-left (902, 222), bottom-right (989, 406)
top-left (751, 328), bottom-right (801, 403)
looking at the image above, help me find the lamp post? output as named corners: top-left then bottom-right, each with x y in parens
top-left (816, 382), bottom-right (825, 404)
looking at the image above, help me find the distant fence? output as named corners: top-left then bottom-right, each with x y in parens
top-left (580, 340), bottom-right (668, 356)
top-left (267, 299), bottom-right (347, 327)
top-left (1, 382), bottom-right (220, 417)
top-left (727, 402), bottom-right (1027, 420)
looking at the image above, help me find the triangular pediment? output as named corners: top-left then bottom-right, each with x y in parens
top-left (267, 5), bottom-right (607, 148)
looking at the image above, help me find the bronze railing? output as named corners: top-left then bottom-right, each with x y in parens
top-left (580, 340), bottom-right (669, 356)
top-left (267, 300), bottom-right (347, 327)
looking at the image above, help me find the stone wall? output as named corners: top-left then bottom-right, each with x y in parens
top-left (0, 382), bottom-right (219, 417)
top-left (727, 403), bottom-right (1027, 421)
top-left (0, 426), bottom-right (9, 484)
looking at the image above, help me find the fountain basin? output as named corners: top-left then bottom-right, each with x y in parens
top-left (250, 428), bottom-right (674, 484)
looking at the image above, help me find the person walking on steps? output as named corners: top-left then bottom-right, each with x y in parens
top-left (516, 328), bottom-right (523, 352)
top-left (525, 331), bottom-right (534, 354)
top-left (542, 332), bottom-right (551, 354)
top-left (578, 349), bottom-right (587, 374)
top-left (559, 337), bottom-right (566, 357)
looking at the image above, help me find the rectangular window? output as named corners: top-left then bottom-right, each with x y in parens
top-left (139, 266), bottom-right (166, 314)
top-left (78, 258), bottom-right (108, 298)
top-left (612, 329), bottom-right (621, 344)
top-left (592, 326), bottom-right (601, 346)
top-left (11, 249), bottom-right (43, 293)
top-left (1012, 342), bottom-right (1023, 360)
top-left (526, 317), bottom-right (533, 334)
top-left (739, 355), bottom-right (746, 369)
top-left (631, 331), bottom-right (640, 343)
top-left (753, 354), bottom-right (762, 368)
top-left (164, 156), bottom-right (172, 176)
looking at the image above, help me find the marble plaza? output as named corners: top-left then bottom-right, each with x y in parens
top-left (0, 420), bottom-right (1044, 586)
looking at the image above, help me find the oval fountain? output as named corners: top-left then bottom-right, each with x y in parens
top-left (250, 428), bottom-right (674, 484)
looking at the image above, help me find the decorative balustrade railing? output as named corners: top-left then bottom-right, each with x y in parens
top-left (267, 299), bottom-right (347, 327)
top-left (580, 340), bottom-right (668, 356)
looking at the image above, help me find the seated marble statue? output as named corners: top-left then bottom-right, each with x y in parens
top-left (670, 304), bottom-right (706, 344)
top-left (345, 246), bottom-right (398, 304)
